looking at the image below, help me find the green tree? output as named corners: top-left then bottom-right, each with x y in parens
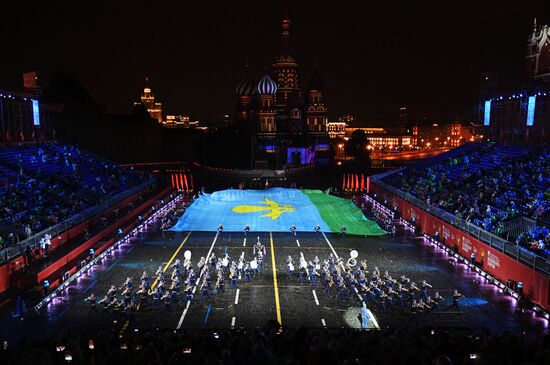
top-left (345, 129), bottom-right (370, 166)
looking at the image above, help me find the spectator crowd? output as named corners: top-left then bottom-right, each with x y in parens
top-left (1, 326), bottom-right (549, 365)
top-left (385, 144), bottom-right (550, 257)
top-left (0, 142), bottom-right (147, 250)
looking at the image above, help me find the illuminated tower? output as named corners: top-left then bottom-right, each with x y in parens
top-left (272, 12), bottom-right (300, 110)
top-left (134, 77), bottom-right (163, 123)
top-left (526, 19), bottom-right (550, 84)
top-left (256, 73), bottom-right (278, 134)
top-left (305, 67), bottom-right (328, 135)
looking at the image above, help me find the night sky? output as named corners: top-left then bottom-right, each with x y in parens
top-left (1, 1), bottom-right (549, 124)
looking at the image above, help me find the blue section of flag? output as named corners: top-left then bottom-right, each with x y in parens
top-left (170, 188), bottom-right (330, 232)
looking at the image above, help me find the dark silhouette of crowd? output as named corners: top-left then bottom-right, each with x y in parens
top-left (0, 142), bottom-right (147, 249)
top-left (1, 326), bottom-right (549, 365)
top-left (385, 144), bottom-right (550, 257)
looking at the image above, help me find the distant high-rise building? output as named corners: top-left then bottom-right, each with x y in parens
top-left (135, 78), bottom-right (163, 123)
top-left (398, 106), bottom-right (407, 126)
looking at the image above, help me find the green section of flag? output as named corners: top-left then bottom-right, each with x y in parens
top-left (302, 189), bottom-right (387, 236)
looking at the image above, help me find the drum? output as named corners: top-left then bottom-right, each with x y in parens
top-left (250, 260), bottom-right (258, 270)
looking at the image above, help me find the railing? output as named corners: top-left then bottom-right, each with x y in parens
top-left (0, 177), bottom-right (156, 265)
top-left (500, 216), bottom-right (537, 241)
top-left (196, 164), bottom-right (315, 179)
top-left (370, 177), bottom-right (550, 276)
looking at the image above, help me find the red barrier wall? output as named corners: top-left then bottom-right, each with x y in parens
top-left (0, 185), bottom-right (163, 294)
top-left (48, 190), bottom-right (149, 252)
top-left (370, 182), bottom-right (550, 311)
top-left (36, 187), bottom-right (171, 283)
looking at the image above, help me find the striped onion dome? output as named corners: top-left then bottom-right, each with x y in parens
top-left (257, 73), bottom-right (277, 95)
top-left (235, 74), bottom-right (256, 97)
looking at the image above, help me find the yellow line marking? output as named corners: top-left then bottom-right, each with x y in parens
top-left (269, 232), bottom-right (283, 331)
top-left (149, 230), bottom-right (193, 293)
top-left (122, 231), bottom-right (193, 333)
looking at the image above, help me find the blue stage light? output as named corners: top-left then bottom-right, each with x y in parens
top-left (483, 100), bottom-right (491, 126)
top-left (32, 99), bottom-right (40, 126)
top-left (526, 96), bottom-right (536, 126)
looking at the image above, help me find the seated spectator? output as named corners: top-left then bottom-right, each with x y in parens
top-left (0, 142), bottom-right (147, 248)
top-left (385, 144), bottom-right (550, 257)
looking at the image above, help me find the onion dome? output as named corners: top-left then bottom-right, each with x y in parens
top-left (307, 67), bottom-right (324, 91)
top-left (257, 73), bottom-right (277, 95)
top-left (235, 74), bottom-right (256, 97)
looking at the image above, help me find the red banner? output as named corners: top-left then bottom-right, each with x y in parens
top-left (342, 174), bottom-right (346, 191)
top-left (183, 174), bottom-right (189, 191)
top-left (175, 174), bottom-right (181, 190)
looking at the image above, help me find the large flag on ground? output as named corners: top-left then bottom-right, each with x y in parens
top-left (170, 188), bottom-right (386, 235)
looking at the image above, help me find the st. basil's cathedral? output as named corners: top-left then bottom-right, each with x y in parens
top-left (235, 13), bottom-right (330, 169)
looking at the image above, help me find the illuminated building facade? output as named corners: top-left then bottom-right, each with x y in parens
top-left (327, 122), bottom-right (347, 138)
top-left (411, 122), bottom-right (482, 147)
top-left (235, 13), bottom-right (329, 168)
top-left (162, 115), bottom-right (204, 129)
top-left (135, 79), bottom-right (163, 124)
top-left (345, 126), bottom-right (413, 148)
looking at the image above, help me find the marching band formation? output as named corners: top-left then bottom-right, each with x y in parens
top-left (85, 236), bottom-right (268, 312)
top-left (285, 252), bottom-right (459, 319)
top-left (85, 221), bottom-right (463, 323)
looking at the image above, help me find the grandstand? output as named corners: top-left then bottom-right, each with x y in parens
top-left (369, 143), bottom-right (550, 322)
top-left (0, 142), bottom-right (149, 244)
top-left (0, 141), bottom-right (174, 305)
top-left (382, 143), bottom-right (550, 257)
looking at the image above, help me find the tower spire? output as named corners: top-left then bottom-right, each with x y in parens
top-left (281, 10), bottom-right (291, 56)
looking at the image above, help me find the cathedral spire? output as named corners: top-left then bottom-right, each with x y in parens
top-left (281, 10), bottom-right (291, 56)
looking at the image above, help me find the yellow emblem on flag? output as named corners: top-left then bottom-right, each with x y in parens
top-left (232, 197), bottom-right (295, 220)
